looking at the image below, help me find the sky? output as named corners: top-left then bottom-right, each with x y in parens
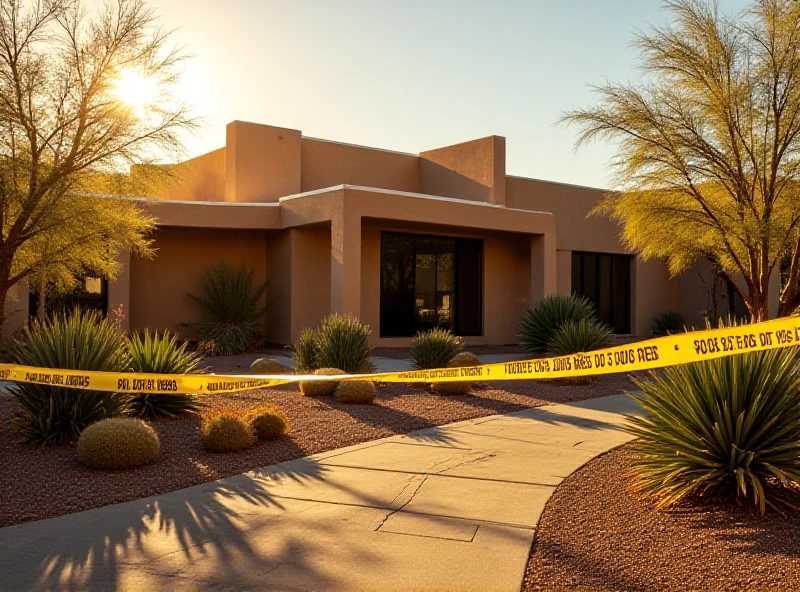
top-left (152, 0), bottom-right (751, 190)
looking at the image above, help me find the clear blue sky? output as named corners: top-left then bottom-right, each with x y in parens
top-left (155, 0), bottom-right (750, 189)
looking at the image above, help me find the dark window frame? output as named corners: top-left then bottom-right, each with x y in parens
top-left (571, 251), bottom-right (632, 333)
top-left (380, 231), bottom-right (483, 338)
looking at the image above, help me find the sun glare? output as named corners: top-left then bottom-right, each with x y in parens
top-left (112, 69), bottom-right (158, 110)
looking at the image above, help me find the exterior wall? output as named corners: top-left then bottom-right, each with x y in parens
top-left (2, 282), bottom-right (29, 340)
top-left (225, 121), bottom-right (302, 202)
top-left (289, 226), bottom-right (331, 339)
top-left (419, 136), bottom-right (506, 205)
top-left (301, 138), bottom-right (419, 194)
top-left (632, 257), bottom-right (679, 335)
top-left (129, 226), bottom-right (271, 338)
top-left (160, 148), bottom-right (226, 202)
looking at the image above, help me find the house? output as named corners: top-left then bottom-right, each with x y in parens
top-left (15, 120), bottom-right (777, 346)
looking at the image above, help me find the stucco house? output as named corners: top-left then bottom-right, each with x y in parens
top-left (11, 120), bottom-right (777, 347)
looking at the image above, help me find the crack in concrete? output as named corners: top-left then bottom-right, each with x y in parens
top-left (375, 475), bottom-right (428, 532)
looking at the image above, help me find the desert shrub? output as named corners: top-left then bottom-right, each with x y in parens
top-left (546, 319), bottom-right (613, 356)
top-left (627, 347), bottom-right (800, 514)
top-left (77, 418), bottom-right (160, 470)
top-left (519, 294), bottom-right (598, 354)
top-left (249, 358), bottom-right (286, 375)
top-left (127, 330), bottom-right (204, 418)
top-left (651, 310), bottom-right (687, 336)
top-left (300, 368), bottom-right (346, 396)
top-left (334, 380), bottom-right (377, 404)
top-left (293, 328), bottom-right (321, 372)
top-left (432, 351), bottom-right (482, 395)
top-left (315, 314), bottom-right (375, 373)
top-left (186, 263), bottom-right (268, 355)
top-left (10, 309), bottom-right (131, 446)
top-left (245, 405), bottom-right (290, 440)
top-left (199, 412), bottom-right (256, 453)
top-left (410, 328), bottom-right (463, 370)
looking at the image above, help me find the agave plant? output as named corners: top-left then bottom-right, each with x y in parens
top-left (315, 314), bottom-right (375, 373)
top-left (186, 263), bottom-right (268, 355)
top-left (127, 330), bottom-right (205, 418)
top-left (410, 327), bottom-right (463, 370)
top-left (520, 294), bottom-right (598, 354)
top-left (651, 309), bottom-right (687, 336)
top-left (627, 347), bottom-right (800, 514)
top-left (547, 318), bottom-right (613, 356)
top-left (10, 309), bottom-right (131, 446)
top-left (293, 327), bottom-right (320, 372)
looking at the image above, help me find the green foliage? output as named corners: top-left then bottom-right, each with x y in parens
top-left (547, 319), bottom-right (614, 356)
top-left (314, 314), bottom-right (375, 373)
top-left (10, 309), bottom-right (130, 446)
top-left (293, 328), bottom-right (320, 372)
top-left (300, 368), bottom-right (346, 397)
top-left (431, 351), bottom-right (482, 395)
top-left (334, 381), bottom-right (377, 404)
top-left (77, 418), bottom-right (160, 470)
top-left (652, 310), bottom-right (687, 336)
top-left (199, 413), bottom-right (256, 453)
top-left (245, 405), bottom-right (290, 440)
top-left (627, 347), bottom-right (800, 514)
top-left (186, 263), bottom-right (268, 355)
top-left (410, 328), bottom-right (463, 370)
top-left (520, 294), bottom-right (598, 354)
top-left (127, 330), bottom-right (204, 418)
top-left (249, 358), bottom-right (286, 375)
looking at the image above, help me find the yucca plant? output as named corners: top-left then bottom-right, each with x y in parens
top-left (547, 318), bottom-right (613, 356)
top-left (10, 309), bottom-right (131, 446)
top-left (315, 314), bottom-right (375, 374)
top-left (186, 263), bottom-right (268, 355)
top-left (627, 347), bottom-right (800, 514)
top-left (520, 294), bottom-right (598, 354)
top-left (410, 327), bottom-right (463, 370)
top-left (127, 330), bottom-right (205, 418)
top-left (651, 309), bottom-right (687, 336)
top-left (293, 327), bottom-right (320, 372)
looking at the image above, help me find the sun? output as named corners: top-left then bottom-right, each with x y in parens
top-left (112, 69), bottom-right (158, 110)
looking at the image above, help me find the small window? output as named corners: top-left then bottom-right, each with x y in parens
top-left (29, 277), bottom-right (109, 321)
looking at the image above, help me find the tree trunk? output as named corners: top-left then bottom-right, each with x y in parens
top-left (37, 278), bottom-right (46, 323)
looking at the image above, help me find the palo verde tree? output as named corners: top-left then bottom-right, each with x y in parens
top-left (0, 0), bottom-right (195, 330)
top-left (563, 0), bottom-right (800, 320)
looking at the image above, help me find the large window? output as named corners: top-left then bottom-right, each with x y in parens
top-left (380, 232), bottom-right (483, 337)
top-left (571, 252), bottom-right (631, 333)
top-left (29, 277), bottom-right (108, 321)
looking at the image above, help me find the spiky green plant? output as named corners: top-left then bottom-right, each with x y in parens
top-left (10, 309), bottom-right (131, 446)
top-left (520, 294), bottom-right (598, 354)
top-left (127, 330), bottom-right (205, 418)
top-left (186, 263), bottom-right (268, 355)
top-left (627, 348), bottom-right (800, 514)
top-left (315, 314), bottom-right (375, 373)
top-left (410, 327), bottom-right (463, 370)
top-left (293, 327), bottom-right (320, 372)
top-left (652, 310), bottom-right (687, 336)
top-left (547, 318), bottom-right (613, 356)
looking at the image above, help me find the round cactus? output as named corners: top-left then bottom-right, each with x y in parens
top-left (199, 413), bottom-right (256, 453)
top-left (77, 418), bottom-right (160, 470)
top-left (299, 368), bottom-right (346, 396)
top-left (334, 380), bottom-right (377, 404)
top-left (245, 405), bottom-right (290, 440)
top-left (249, 358), bottom-right (286, 375)
top-left (432, 351), bottom-right (482, 395)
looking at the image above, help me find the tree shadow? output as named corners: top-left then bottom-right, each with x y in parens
top-left (0, 455), bottom-right (385, 590)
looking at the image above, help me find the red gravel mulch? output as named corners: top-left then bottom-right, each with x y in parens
top-left (0, 374), bottom-right (634, 528)
top-left (523, 444), bottom-right (800, 592)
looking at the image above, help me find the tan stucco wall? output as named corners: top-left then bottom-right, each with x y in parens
top-left (161, 148), bottom-right (226, 202)
top-left (301, 138), bottom-right (419, 194)
top-left (419, 136), bottom-right (506, 205)
top-left (290, 226), bottom-right (331, 339)
top-left (129, 226), bottom-right (270, 338)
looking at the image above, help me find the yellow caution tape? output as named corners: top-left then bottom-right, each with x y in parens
top-left (1, 316), bottom-right (800, 395)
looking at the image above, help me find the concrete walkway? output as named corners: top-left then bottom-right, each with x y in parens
top-left (0, 394), bottom-right (642, 592)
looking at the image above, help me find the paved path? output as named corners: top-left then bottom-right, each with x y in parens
top-left (0, 394), bottom-right (642, 591)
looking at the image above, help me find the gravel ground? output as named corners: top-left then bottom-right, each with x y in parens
top-left (523, 444), bottom-right (800, 592)
top-left (0, 374), bottom-right (633, 528)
